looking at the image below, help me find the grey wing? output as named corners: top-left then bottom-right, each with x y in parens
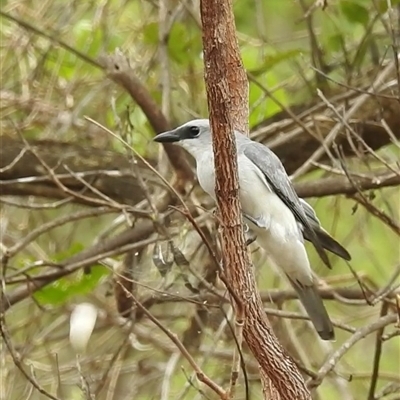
top-left (299, 198), bottom-right (322, 226)
top-left (299, 199), bottom-right (351, 261)
top-left (242, 141), bottom-right (332, 269)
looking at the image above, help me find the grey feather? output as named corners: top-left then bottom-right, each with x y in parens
top-left (286, 274), bottom-right (335, 340)
top-left (299, 199), bottom-right (351, 261)
top-left (242, 141), bottom-right (332, 269)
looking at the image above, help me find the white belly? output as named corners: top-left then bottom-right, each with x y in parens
top-left (196, 153), bottom-right (312, 283)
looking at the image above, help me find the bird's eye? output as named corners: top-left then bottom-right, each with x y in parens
top-left (189, 126), bottom-right (200, 138)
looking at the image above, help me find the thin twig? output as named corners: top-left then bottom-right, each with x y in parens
top-left (368, 302), bottom-right (389, 400)
top-left (292, 56), bottom-right (399, 179)
top-left (308, 313), bottom-right (397, 389)
top-left (0, 315), bottom-right (62, 400)
top-left (124, 286), bottom-right (228, 399)
top-left (5, 208), bottom-right (117, 260)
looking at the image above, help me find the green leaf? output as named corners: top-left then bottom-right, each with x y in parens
top-left (34, 265), bottom-right (109, 305)
top-left (168, 23), bottom-right (190, 64)
top-left (241, 46), bottom-right (288, 125)
top-left (44, 48), bottom-right (77, 81)
top-left (33, 244), bottom-right (109, 305)
top-left (169, 24), bottom-right (202, 65)
top-left (340, 1), bottom-right (369, 26)
top-left (53, 243), bottom-right (86, 261)
top-left (143, 22), bottom-right (201, 65)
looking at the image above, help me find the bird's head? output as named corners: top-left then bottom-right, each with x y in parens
top-left (153, 119), bottom-right (212, 157)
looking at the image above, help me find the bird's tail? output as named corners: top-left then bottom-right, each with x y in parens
top-left (287, 276), bottom-right (335, 340)
top-left (299, 198), bottom-right (351, 261)
top-left (314, 228), bottom-right (351, 261)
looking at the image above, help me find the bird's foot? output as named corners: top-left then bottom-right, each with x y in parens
top-left (243, 223), bottom-right (257, 246)
top-left (245, 234), bottom-right (257, 246)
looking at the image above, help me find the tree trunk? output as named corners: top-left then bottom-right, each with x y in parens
top-left (200, 0), bottom-right (311, 399)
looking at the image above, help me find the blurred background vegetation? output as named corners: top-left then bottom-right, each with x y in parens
top-left (1, 0), bottom-right (399, 399)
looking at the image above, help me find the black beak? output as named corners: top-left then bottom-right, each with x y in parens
top-left (154, 130), bottom-right (181, 143)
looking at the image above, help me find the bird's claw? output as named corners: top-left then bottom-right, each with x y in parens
top-left (244, 225), bottom-right (257, 246)
top-left (245, 235), bottom-right (257, 246)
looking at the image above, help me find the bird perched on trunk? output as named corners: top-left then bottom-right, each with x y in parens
top-left (154, 119), bottom-right (351, 340)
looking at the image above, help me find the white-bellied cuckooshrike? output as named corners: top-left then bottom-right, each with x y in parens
top-left (154, 119), bottom-right (351, 340)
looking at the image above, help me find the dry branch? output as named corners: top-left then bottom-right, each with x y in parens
top-left (102, 50), bottom-right (193, 184)
top-left (257, 71), bottom-right (400, 174)
top-left (0, 198), bottom-right (169, 312)
top-left (1, 136), bottom-right (399, 204)
top-left (0, 137), bottom-right (154, 205)
top-left (113, 287), bottom-right (400, 318)
top-left (1, 57), bottom-right (399, 204)
top-left (1, 5), bottom-right (400, 400)
top-left (0, 11), bottom-right (193, 185)
top-left (308, 313), bottom-right (398, 389)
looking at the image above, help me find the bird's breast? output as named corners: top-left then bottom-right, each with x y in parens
top-left (196, 153), bottom-right (266, 203)
top-left (196, 153), bottom-right (299, 238)
top-left (197, 154), bottom-right (270, 212)
top-left (196, 155), bottom-right (216, 197)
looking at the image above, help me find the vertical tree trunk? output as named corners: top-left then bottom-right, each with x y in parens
top-left (199, 0), bottom-right (312, 399)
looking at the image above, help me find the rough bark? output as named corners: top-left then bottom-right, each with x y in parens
top-left (200, 0), bottom-right (311, 399)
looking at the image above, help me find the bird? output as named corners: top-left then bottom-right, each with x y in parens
top-left (154, 119), bottom-right (351, 340)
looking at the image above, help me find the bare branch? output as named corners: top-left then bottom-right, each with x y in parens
top-left (0, 315), bottom-right (62, 400)
top-left (125, 286), bottom-right (228, 399)
top-left (368, 302), bottom-right (390, 400)
top-left (102, 50), bottom-right (193, 184)
top-left (308, 313), bottom-right (398, 389)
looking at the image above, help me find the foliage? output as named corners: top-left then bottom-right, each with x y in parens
top-left (1, 0), bottom-right (399, 399)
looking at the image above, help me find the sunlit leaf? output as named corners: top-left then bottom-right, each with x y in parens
top-left (44, 49), bottom-right (77, 81)
top-left (169, 24), bottom-right (202, 65)
top-left (241, 46), bottom-right (260, 70)
top-left (143, 22), bottom-right (202, 65)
